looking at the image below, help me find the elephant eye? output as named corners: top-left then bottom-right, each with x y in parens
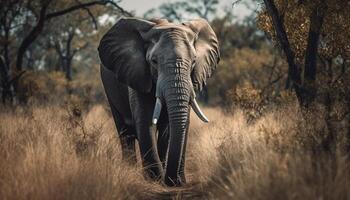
top-left (151, 57), bottom-right (158, 65)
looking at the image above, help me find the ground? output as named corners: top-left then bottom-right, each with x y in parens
top-left (0, 104), bottom-right (349, 200)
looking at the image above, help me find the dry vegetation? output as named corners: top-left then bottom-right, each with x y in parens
top-left (1, 103), bottom-right (349, 200)
top-left (1, 1), bottom-right (350, 199)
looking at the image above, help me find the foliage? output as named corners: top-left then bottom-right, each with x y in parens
top-left (0, 0), bottom-right (125, 103)
top-left (16, 63), bottom-right (105, 108)
top-left (207, 17), bottom-right (288, 106)
top-left (144, 0), bottom-right (219, 21)
top-left (258, 0), bottom-right (350, 153)
top-left (208, 47), bottom-right (285, 102)
top-left (16, 71), bottom-right (68, 103)
top-left (258, 0), bottom-right (350, 62)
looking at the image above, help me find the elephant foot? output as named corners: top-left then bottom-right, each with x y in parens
top-left (119, 129), bottom-right (137, 164)
top-left (144, 165), bottom-right (163, 182)
top-left (164, 175), bottom-right (186, 187)
top-left (122, 154), bottom-right (137, 165)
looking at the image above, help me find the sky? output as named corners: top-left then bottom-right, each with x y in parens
top-left (119, 0), bottom-right (253, 21)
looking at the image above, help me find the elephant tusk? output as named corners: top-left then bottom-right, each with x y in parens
top-left (152, 98), bottom-right (162, 125)
top-left (190, 97), bottom-right (209, 123)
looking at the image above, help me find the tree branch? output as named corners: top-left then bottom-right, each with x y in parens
top-left (54, 41), bottom-right (64, 59)
top-left (73, 0), bottom-right (98, 29)
top-left (16, 0), bottom-right (51, 70)
top-left (16, 0), bottom-right (130, 71)
top-left (263, 0), bottom-right (303, 104)
top-left (46, 0), bottom-right (132, 19)
top-left (83, 7), bottom-right (98, 30)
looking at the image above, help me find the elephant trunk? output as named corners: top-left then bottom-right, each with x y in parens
top-left (151, 60), bottom-right (210, 186)
top-left (155, 61), bottom-right (191, 186)
top-left (163, 77), bottom-right (191, 186)
top-left (152, 78), bottom-right (209, 125)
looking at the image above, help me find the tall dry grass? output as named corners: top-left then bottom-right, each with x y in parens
top-left (0, 105), bottom-right (165, 200)
top-left (189, 107), bottom-right (350, 199)
top-left (0, 104), bottom-right (349, 199)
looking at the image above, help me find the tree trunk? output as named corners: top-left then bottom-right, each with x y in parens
top-left (65, 57), bottom-right (72, 81)
top-left (15, 0), bottom-right (130, 71)
top-left (0, 56), bottom-right (14, 104)
top-left (302, 2), bottom-right (326, 107)
top-left (263, 0), bottom-right (326, 108)
top-left (263, 0), bottom-right (303, 104)
top-left (347, 102), bottom-right (350, 157)
top-left (3, 27), bottom-right (10, 69)
top-left (65, 31), bottom-right (75, 81)
top-left (16, 1), bottom-right (50, 71)
top-left (322, 59), bottom-right (336, 154)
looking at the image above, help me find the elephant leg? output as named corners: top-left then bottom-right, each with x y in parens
top-left (129, 89), bottom-right (163, 181)
top-left (110, 103), bottom-right (137, 164)
top-left (135, 122), bottom-right (163, 181)
top-left (118, 126), bottom-right (137, 164)
top-left (157, 123), bottom-right (169, 167)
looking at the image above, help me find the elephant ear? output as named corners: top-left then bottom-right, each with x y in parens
top-left (98, 17), bottom-right (155, 93)
top-left (184, 19), bottom-right (220, 91)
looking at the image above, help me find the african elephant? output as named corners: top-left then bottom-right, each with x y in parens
top-left (98, 17), bottom-right (220, 186)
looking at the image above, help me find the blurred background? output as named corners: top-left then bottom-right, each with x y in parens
top-left (1, 0), bottom-right (349, 113)
top-left (0, 0), bottom-right (288, 113)
top-left (1, 1), bottom-right (350, 199)
top-left (2, 0), bottom-right (350, 151)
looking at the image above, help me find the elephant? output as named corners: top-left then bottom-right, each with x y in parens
top-left (98, 17), bottom-right (220, 186)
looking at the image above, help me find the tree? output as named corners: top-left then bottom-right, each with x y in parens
top-left (47, 9), bottom-right (96, 80)
top-left (53, 28), bottom-right (86, 80)
top-left (258, 0), bottom-right (350, 108)
top-left (144, 0), bottom-right (218, 22)
top-left (15, 0), bottom-right (130, 71)
top-left (259, 0), bottom-right (350, 154)
top-left (0, 55), bottom-right (14, 103)
top-left (0, 0), bottom-right (130, 103)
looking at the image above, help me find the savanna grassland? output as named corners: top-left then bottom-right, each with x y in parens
top-left (1, 103), bottom-right (350, 200)
top-left (2, 0), bottom-right (350, 199)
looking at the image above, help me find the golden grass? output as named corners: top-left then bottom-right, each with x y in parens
top-left (0, 104), bottom-right (349, 199)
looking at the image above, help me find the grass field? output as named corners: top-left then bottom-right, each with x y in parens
top-left (1, 104), bottom-right (349, 200)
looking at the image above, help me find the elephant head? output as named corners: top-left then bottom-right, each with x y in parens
top-left (98, 17), bottom-right (220, 186)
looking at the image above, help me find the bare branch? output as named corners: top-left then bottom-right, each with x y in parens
top-left (46, 0), bottom-right (132, 20)
top-left (16, 0), bottom-right (51, 70)
top-left (16, 0), bottom-right (131, 70)
top-left (73, 0), bottom-right (98, 30)
top-left (83, 7), bottom-right (98, 30)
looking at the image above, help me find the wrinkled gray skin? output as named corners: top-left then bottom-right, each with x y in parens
top-left (98, 17), bottom-right (220, 186)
